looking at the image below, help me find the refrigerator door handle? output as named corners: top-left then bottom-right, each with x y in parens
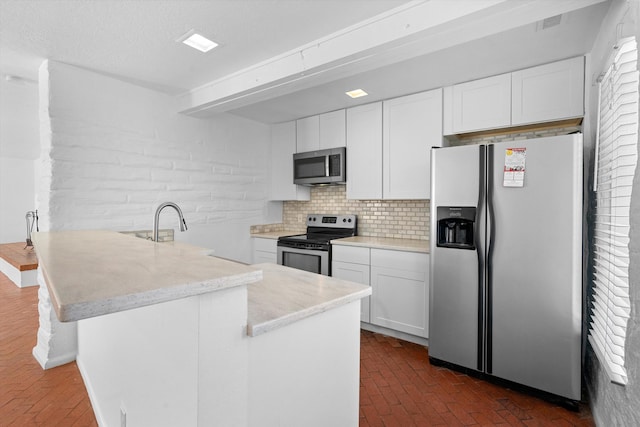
top-left (476, 145), bottom-right (487, 372)
top-left (486, 144), bottom-right (495, 375)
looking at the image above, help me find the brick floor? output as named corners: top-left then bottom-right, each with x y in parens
top-left (359, 331), bottom-right (595, 426)
top-left (0, 272), bottom-right (97, 426)
top-left (1, 271), bottom-right (593, 426)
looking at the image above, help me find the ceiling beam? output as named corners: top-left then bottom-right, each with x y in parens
top-left (176, 0), bottom-right (607, 118)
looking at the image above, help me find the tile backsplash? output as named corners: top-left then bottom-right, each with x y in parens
top-left (249, 223), bottom-right (285, 234)
top-left (283, 186), bottom-right (429, 240)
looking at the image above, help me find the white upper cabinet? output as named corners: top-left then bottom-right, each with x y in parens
top-left (443, 57), bottom-right (585, 135)
top-left (383, 88), bottom-right (442, 199)
top-left (347, 90), bottom-right (442, 200)
top-left (511, 56), bottom-right (584, 126)
top-left (270, 121), bottom-right (310, 201)
top-left (296, 110), bottom-right (346, 152)
top-left (295, 115), bottom-right (320, 152)
top-left (346, 102), bottom-right (383, 200)
top-left (319, 110), bottom-right (346, 149)
top-left (445, 73), bottom-right (512, 134)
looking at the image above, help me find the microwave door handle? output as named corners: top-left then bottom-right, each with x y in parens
top-left (325, 155), bottom-right (330, 177)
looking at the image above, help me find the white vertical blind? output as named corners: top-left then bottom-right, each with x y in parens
top-left (590, 37), bottom-right (638, 385)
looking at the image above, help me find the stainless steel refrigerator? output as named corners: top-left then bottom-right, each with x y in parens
top-left (429, 133), bottom-right (582, 401)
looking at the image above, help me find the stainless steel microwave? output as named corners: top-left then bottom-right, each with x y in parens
top-left (293, 147), bottom-right (346, 186)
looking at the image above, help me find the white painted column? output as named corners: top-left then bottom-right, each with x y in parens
top-left (32, 266), bottom-right (78, 369)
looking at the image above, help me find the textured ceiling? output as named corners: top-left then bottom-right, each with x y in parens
top-left (0, 0), bottom-right (613, 124)
top-left (0, 0), bottom-right (410, 94)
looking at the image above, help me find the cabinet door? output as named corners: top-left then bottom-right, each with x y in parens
top-left (332, 260), bottom-right (371, 323)
top-left (270, 122), bottom-right (310, 201)
top-left (511, 56), bottom-right (584, 125)
top-left (346, 102), bottom-right (383, 200)
top-left (332, 245), bottom-right (370, 322)
top-left (319, 110), bottom-right (346, 149)
top-left (370, 249), bottom-right (429, 338)
top-left (450, 73), bottom-right (511, 133)
top-left (383, 89), bottom-right (442, 199)
top-left (296, 115), bottom-right (320, 152)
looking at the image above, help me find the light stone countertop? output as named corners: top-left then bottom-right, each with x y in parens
top-left (160, 240), bottom-right (216, 256)
top-left (31, 230), bottom-right (262, 322)
top-left (247, 263), bottom-right (371, 337)
top-left (331, 236), bottom-right (430, 253)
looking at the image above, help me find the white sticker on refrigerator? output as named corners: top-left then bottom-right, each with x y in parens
top-left (503, 148), bottom-right (526, 187)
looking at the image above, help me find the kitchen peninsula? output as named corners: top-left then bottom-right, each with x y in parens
top-left (31, 230), bottom-right (370, 427)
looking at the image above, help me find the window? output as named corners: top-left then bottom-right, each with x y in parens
top-left (590, 37), bottom-right (638, 385)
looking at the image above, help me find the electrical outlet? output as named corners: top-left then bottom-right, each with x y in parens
top-left (120, 406), bottom-right (127, 427)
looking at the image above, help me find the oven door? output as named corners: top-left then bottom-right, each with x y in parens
top-left (277, 244), bottom-right (329, 276)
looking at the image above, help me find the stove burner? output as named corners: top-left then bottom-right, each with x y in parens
top-left (277, 214), bottom-right (357, 276)
top-left (278, 214), bottom-right (357, 247)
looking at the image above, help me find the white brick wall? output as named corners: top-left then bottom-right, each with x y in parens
top-left (38, 61), bottom-right (276, 262)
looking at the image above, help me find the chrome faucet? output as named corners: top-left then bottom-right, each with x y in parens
top-left (153, 202), bottom-right (188, 242)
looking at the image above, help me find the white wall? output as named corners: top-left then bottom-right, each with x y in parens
top-left (0, 157), bottom-right (36, 243)
top-left (584, 0), bottom-right (640, 425)
top-left (0, 72), bottom-right (40, 243)
top-left (39, 60), bottom-right (279, 262)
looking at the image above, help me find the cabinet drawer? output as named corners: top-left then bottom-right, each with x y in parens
top-left (370, 248), bottom-right (428, 272)
top-left (332, 245), bottom-right (370, 265)
top-left (253, 237), bottom-right (277, 253)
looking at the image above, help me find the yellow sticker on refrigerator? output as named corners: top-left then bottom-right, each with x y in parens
top-left (503, 147), bottom-right (526, 187)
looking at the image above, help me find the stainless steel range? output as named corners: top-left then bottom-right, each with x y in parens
top-left (277, 214), bottom-right (357, 276)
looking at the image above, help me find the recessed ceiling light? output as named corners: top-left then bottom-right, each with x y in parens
top-left (180, 31), bottom-right (218, 53)
top-left (346, 89), bottom-right (368, 99)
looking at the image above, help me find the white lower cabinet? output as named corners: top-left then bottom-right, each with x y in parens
top-left (332, 245), bottom-right (371, 322)
top-left (332, 245), bottom-right (429, 338)
top-left (252, 237), bottom-right (277, 264)
top-left (370, 249), bottom-right (429, 338)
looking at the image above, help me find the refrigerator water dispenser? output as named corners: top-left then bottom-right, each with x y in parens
top-left (436, 207), bottom-right (476, 249)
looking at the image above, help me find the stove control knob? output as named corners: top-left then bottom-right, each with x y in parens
top-left (343, 218), bottom-right (346, 222)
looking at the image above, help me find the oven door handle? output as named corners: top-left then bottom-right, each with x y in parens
top-left (277, 245), bottom-right (327, 256)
